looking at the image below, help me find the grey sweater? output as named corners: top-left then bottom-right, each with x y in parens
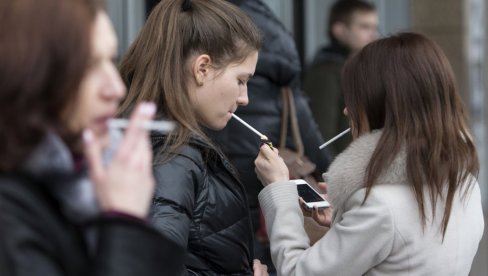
top-left (259, 130), bottom-right (484, 275)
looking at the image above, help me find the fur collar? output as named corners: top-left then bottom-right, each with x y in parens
top-left (323, 130), bottom-right (408, 213)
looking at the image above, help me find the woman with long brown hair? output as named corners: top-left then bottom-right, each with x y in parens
top-left (0, 0), bottom-right (184, 275)
top-left (254, 32), bottom-right (483, 275)
top-left (118, 0), bottom-right (267, 275)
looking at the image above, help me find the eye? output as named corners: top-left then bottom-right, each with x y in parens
top-left (238, 79), bottom-right (245, 85)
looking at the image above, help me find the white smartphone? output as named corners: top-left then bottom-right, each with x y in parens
top-left (292, 179), bottom-right (330, 209)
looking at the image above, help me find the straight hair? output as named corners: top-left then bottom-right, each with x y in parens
top-left (118, 0), bottom-right (262, 161)
top-left (342, 32), bottom-right (479, 239)
top-left (0, 0), bottom-right (104, 172)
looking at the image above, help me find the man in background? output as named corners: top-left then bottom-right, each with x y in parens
top-left (304, 0), bottom-right (378, 156)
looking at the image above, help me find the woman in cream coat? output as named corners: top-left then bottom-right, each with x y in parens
top-left (254, 33), bottom-right (484, 276)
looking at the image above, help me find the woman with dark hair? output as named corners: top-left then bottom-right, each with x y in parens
top-left (118, 0), bottom-right (268, 275)
top-left (254, 32), bottom-right (483, 275)
top-left (0, 0), bottom-right (184, 275)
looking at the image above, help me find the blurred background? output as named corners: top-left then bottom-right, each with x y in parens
top-left (106, 0), bottom-right (487, 274)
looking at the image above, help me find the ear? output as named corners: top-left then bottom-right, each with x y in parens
top-left (192, 54), bottom-right (212, 86)
top-left (331, 22), bottom-right (347, 41)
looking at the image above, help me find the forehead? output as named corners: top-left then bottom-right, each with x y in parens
top-left (225, 51), bottom-right (258, 71)
top-left (91, 12), bottom-right (117, 55)
top-left (349, 10), bottom-right (378, 24)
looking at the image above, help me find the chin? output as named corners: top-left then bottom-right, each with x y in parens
top-left (202, 118), bottom-right (228, 131)
top-left (207, 124), bottom-right (226, 131)
top-left (92, 128), bottom-right (110, 149)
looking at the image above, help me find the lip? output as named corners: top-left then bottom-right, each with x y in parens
top-left (93, 113), bottom-right (116, 132)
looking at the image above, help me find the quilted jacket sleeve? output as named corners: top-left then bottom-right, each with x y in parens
top-left (150, 149), bottom-right (204, 248)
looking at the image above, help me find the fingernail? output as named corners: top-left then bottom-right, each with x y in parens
top-left (82, 129), bottom-right (93, 144)
top-left (139, 102), bottom-right (156, 116)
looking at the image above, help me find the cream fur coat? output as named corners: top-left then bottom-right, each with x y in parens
top-left (259, 130), bottom-right (484, 276)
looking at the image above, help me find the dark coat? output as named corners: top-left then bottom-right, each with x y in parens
top-left (150, 133), bottom-right (254, 275)
top-left (304, 43), bottom-right (352, 156)
top-left (213, 0), bottom-right (331, 229)
top-left (0, 133), bottom-right (185, 276)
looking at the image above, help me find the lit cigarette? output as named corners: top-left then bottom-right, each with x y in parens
top-left (231, 114), bottom-right (268, 140)
top-left (319, 128), bottom-right (351, 149)
top-left (108, 118), bottom-right (175, 133)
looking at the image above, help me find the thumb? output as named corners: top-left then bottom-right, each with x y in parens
top-left (82, 129), bottom-right (104, 182)
top-left (253, 259), bottom-right (263, 276)
top-left (259, 143), bottom-right (277, 159)
top-left (317, 181), bottom-right (328, 193)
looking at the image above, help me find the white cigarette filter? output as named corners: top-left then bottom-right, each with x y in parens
top-left (231, 114), bottom-right (268, 140)
top-left (108, 119), bottom-right (175, 133)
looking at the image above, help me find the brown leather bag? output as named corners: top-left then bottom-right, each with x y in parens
top-left (279, 87), bottom-right (328, 244)
top-left (279, 87), bottom-right (317, 186)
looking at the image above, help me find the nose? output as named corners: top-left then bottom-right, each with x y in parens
top-left (237, 87), bottom-right (249, 106)
top-left (343, 107), bottom-right (348, 117)
top-left (102, 63), bottom-right (126, 101)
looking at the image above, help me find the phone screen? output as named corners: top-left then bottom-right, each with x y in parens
top-left (297, 184), bottom-right (324, 203)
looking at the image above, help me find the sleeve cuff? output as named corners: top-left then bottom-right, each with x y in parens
top-left (258, 181), bottom-right (298, 216)
top-left (100, 211), bottom-right (149, 225)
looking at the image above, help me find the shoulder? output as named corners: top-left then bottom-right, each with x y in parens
top-left (0, 175), bottom-right (46, 212)
top-left (305, 62), bottom-right (343, 82)
top-left (0, 175), bottom-right (61, 248)
top-left (151, 138), bottom-right (210, 202)
top-left (152, 143), bottom-right (205, 185)
top-left (151, 135), bottom-right (205, 172)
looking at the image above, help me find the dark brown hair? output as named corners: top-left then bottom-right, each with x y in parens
top-left (342, 32), bottom-right (479, 238)
top-left (118, 0), bottom-right (262, 160)
top-left (328, 0), bottom-right (376, 43)
top-left (0, 0), bottom-right (104, 172)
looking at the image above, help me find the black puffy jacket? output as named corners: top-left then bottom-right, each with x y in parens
top-left (150, 133), bottom-right (254, 275)
top-left (213, 0), bottom-right (331, 229)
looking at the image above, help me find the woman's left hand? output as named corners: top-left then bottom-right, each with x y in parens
top-left (254, 144), bottom-right (289, 186)
top-left (298, 182), bottom-right (333, 227)
top-left (253, 259), bottom-right (268, 276)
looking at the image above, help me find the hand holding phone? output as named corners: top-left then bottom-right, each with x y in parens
top-left (292, 179), bottom-right (330, 209)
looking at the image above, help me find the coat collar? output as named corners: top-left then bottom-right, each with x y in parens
top-left (21, 132), bottom-right (99, 223)
top-left (323, 130), bottom-right (408, 212)
top-left (151, 131), bottom-right (241, 182)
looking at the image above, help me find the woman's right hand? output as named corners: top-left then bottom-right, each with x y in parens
top-left (254, 144), bottom-right (290, 186)
top-left (83, 102), bottom-right (156, 219)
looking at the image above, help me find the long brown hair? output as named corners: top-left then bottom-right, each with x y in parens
top-left (0, 0), bottom-right (104, 172)
top-left (342, 32), bottom-right (479, 238)
top-left (118, 0), bottom-right (261, 159)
